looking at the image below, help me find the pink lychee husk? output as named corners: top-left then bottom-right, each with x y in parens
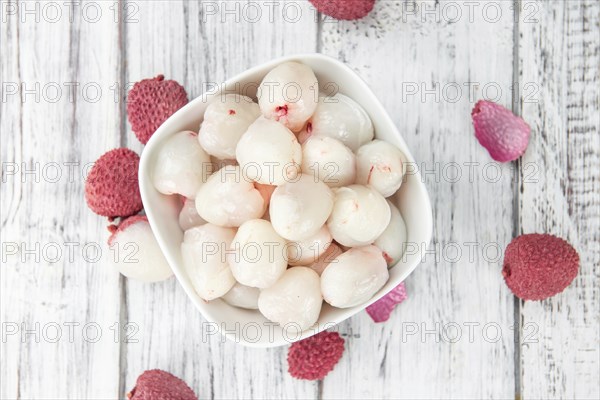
top-left (127, 369), bottom-right (197, 400)
top-left (84, 148), bottom-right (143, 219)
top-left (366, 282), bottom-right (407, 323)
top-left (472, 100), bottom-right (531, 162)
top-left (309, 0), bottom-right (375, 20)
top-left (127, 75), bottom-right (188, 145)
top-left (502, 234), bottom-right (579, 300)
top-left (288, 331), bottom-right (345, 380)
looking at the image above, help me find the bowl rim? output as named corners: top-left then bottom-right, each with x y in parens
top-left (139, 53), bottom-right (433, 347)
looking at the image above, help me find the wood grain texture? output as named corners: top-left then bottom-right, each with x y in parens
top-left (518, 1), bottom-right (600, 398)
top-left (319, 1), bottom-right (517, 398)
top-left (1, 2), bottom-right (123, 398)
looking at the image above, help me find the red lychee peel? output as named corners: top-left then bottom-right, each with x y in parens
top-left (472, 100), bottom-right (531, 162)
top-left (127, 75), bottom-right (188, 145)
top-left (309, 0), bottom-right (375, 20)
top-left (85, 148), bottom-right (142, 218)
top-left (128, 369), bottom-right (197, 400)
top-left (287, 331), bottom-right (345, 380)
top-left (502, 234), bottom-right (579, 300)
top-left (366, 282), bottom-right (407, 323)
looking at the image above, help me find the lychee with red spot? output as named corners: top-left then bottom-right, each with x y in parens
top-left (127, 75), bottom-right (188, 144)
top-left (287, 331), bottom-right (345, 380)
top-left (502, 234), bottom-right (579, 300)
top-left (127, 369), bottom-right (197, 400)
top-left (85, 148), bottom-right (142, 218)
top-left (309, 0), bottom-right (375, 20)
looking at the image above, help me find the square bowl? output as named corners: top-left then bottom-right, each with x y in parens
top-left (139, 54), bottom-right (433, 348)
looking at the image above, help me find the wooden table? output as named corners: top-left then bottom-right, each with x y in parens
top-left (1, 1), bottom-right (598, 399)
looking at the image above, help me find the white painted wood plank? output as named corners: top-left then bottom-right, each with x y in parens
top-left (319, 2), bottom-right (517, 398)
top-left (121, 1), bottom-right (319, 399)
top-left (518, 1), bottom-right (600, 398)
top-left (0, 2), bottom-right (123, 398)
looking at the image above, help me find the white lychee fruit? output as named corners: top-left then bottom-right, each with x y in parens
top-left (108, 216), bottom-right (173, 282)
top-left (321, 245), bottom-right (389, 308)
top-left (258, 62), bottom-right (319, 132)
top-left (301, 135), bottom-right (356, 188)
top-left (228, 219), bottom-right (287, 289)
top-left (236, 117), bottom-right (302, 185)
top-left (374, 201), bottom-right (407, 267)
top-left (301, 94), bottom-right (374, 152)
top-left (327, 185), bottom-right (391, 247)
top-left (153, 131), bottom-right (212, 199)
top-left (287, 225), bottom-right (332, 266)
top-left (258, 267), bottom-right (322, 331)
top-left (269, 174), bottom-right (334, 241)
top-left (222, 282), bottom-right (260, 310)
top-left (356, 139), bottom-right (407, 197)
top-left (199, 94), bottom-right (261, 159)
top-left (181, 224), bottom-right (236, 301)
top-left (195, 166), bottom-right (266, 228)
top-left (179, 198), bottom-right (207, 231)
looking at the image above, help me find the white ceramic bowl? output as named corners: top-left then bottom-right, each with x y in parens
top-left (139, 54), bottom-right (433, 348)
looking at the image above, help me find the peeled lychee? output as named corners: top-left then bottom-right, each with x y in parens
top-left (108, 216), bottom-right (173, 282)
top-left (153, 131), bottom-right (211, 199)
top-left (85, 148), bottom-right (142, 218)
top-left (356, 140), bottom-right (407, 198)
top-left (222, 283), bottom-right (260, 310)
top-left (258, 62), bottom-right (319, 132)
top-left (301, 94), bottom-right (374, 152)
top-left (309, 0), bottom-right (375, 21)
top-left (270, 174), bottom-right (334, 241)
top-left (127, 75), bottom-right (188, 144)
top-left (301, 136), bottom-right (356, 188)
top-left (199, 94), bottom-right (261, 159)
top-left (321, 245), bottom-right (389, 308)
top-left (327, 185), bottom-right (390, 247)
top-left (228, 219), bottom-right (287, 289)
top-left (287, 225), bottom-right (333, 266)
top-left (374, 201), bottom-right (407, 267)
top-left (236, 117), bottom-right (302, 185)
top-left (195, 166), bottom-right (266, 228)
top-left (128, 369), bottom-right (197, 400)
top-left (181, 224), bottom-right (236, 301)
top-left (287, 331), bottom-right (345, 380)
top-left (258, 267), bottom-right (322, 331)
top-left (502, 234), bottom-right (579, 300)
top-left (179, 198), bottom-right (207, 231)
top-left (309, 243), bottom-right (343, 276)
top-left (472, 100), bottom-right (531, 162)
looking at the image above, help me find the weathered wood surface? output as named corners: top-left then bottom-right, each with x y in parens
top-left (1, 1), bottom-right (598, 399)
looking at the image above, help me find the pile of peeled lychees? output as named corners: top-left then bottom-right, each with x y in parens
top-left (152, 61), bottom-right (409, 330)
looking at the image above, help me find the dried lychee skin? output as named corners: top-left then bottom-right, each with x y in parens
top-left (128, 369), bottom-right (197, 400)
top-left (85, 148), bottom-right (142, 218)
top-left (502, 234), bottom-right (579, 300)
top-left (366, 282), bottom-right (407, 323)
top-left (287, 331), bottom-right (345, 380)
top-left (127, 75), bottom-right (188, 145)
top-left (472, 100), bottom-right (531, 162)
